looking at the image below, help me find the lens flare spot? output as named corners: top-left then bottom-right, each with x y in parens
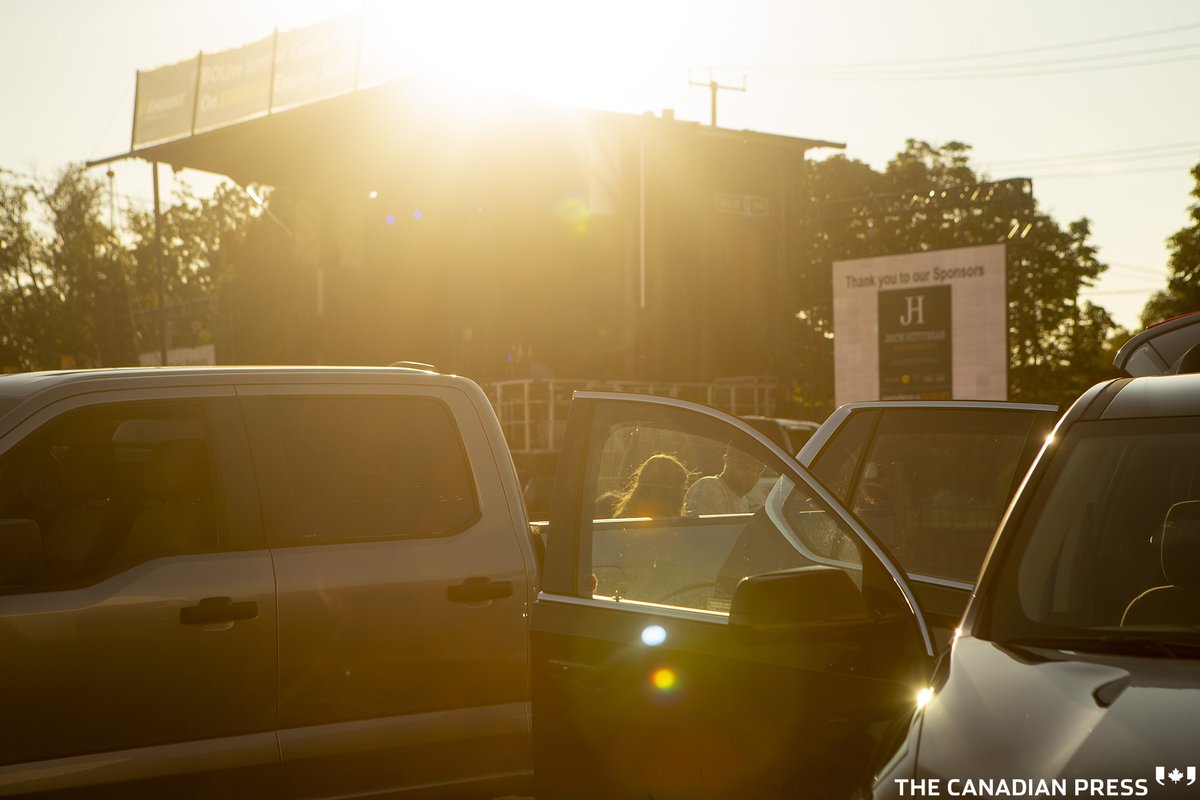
top-left (916, 687), bottom-right (934, 709)
top-left (652, 667), bottom-right (676, 691)
top-left (412, 209), bottom-right (423, 220)
top-left (641, 625), bottom-right (667, 647)
top-left (554, 197), bottom-right (591, 233)
top-left (385, 214), bottom-right (395, 225)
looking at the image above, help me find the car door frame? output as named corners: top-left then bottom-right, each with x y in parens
top-left (533, 391), bottom-right (936, 799)
top-left (0, 383), bottom-right (278, 797)
top-left (236, 377), bottom-right (535, 800)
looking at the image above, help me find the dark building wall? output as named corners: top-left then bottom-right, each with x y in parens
top-left (237, 105), bottom-right (812, 385)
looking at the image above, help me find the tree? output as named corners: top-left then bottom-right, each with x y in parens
top-left (1141, 162), bottom-right (1200, 326)
top-left (125, 181), bottom-right (261, 357)
top-left (0, 166), bottom-right (125, 370)
top-left (791, 139), bottom-right (1115, 413)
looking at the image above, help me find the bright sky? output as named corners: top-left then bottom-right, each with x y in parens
top-left (3, 0), bottom-right (1198, 330)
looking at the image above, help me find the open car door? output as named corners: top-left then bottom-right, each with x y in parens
top-left (532, 393), bottom-right (936, 800)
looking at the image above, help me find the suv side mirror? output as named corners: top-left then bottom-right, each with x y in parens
top-left (729, 566), bottom-right (870, 644)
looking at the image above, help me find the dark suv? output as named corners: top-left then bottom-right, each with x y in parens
top-left (875, 313), bottom-right (1200, 794)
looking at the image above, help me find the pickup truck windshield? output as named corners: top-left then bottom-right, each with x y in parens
top-left (988, 418), bottom-right (1200, 649)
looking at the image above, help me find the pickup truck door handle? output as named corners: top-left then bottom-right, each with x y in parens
top-left (180, 596), bottom-right (259, 625)
top-left (447, 577), bottom-right (513, 603)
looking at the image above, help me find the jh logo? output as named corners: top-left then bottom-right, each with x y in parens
top-left (899, 295), bottom-right (925, 327)
top-left (1156, 767), bottom-right (1197, 785)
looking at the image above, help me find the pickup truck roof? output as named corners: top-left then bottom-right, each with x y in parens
top-left (0, 365), bottom-right (440, 397)
top-left (0, 365), bottom-right (455, 436)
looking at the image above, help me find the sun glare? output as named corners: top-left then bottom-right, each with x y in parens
top-left (362, 0), bottom-right (691, 114)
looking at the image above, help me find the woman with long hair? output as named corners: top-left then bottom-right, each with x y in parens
top-left (612, 454), bottom-right (690, 518)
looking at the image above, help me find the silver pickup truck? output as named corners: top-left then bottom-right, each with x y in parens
top-left (0, 365), bottom-right (1055, 798)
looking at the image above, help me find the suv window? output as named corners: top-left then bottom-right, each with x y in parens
top-left (0, 403), bottom-right (222, 593)
top-left (849, 408), bottom-right (1040, 584)
top-left (264, 396), bottom-right (478, 544)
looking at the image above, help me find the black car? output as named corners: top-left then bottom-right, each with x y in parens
top-left (875, 313), bottom-right (1200, 797)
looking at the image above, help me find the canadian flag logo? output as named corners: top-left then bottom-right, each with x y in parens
top-left (1156, 767), bottom-right (1197, 786)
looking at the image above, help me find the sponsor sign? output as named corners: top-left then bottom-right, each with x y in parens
top-left (132, 56), bottom-right (199, 147)
top-left (833, 244), bottom-right (1006, 404)
top-left (878, 284), bottom-right (952, 400)
top-left (273, 14), bottom-right (359, 111)
top-left (138, 344), bottom-right (216, 367)
top-left (715, 193), bottom-right (770, 218)
top-left (193, 34), bottom-right (274, 133)
top-left (131, 13), bottom-right (360, 148)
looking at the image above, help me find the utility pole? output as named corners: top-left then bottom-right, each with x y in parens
top-left (152, 161), bottom-right (168, 366)
top-left (688, 70), bottom-right (746, 127)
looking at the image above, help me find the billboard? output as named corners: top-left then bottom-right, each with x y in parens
top-left (272, 14), bottom-right (360, 111)
top-left (132, 57), bottom-right (199, 147)
top-left (193, 34), bottom-right (274, 133)
top-left (131, 13), bottom-right (361, 149)
top-left (833, 244), bottom-right (1007, 404)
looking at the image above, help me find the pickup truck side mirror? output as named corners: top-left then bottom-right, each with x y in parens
top-left (728, 566), bottom-right (871, 644)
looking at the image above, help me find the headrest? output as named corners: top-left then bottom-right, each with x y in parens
top-left (144, 439), bottom-right (211, 504)
top-left (1162, 500), bottom-right (1200, 587)
top-left (0, 519), bottom-right (41, 585)
top-left (61, 443), bottom-right (113, 504)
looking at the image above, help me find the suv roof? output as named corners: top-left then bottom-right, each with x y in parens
top-left (1092, 373), bottom-right (1200, 420)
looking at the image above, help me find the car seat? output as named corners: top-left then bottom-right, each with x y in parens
top-left (123, 439), bottom-right (218, 560)
top-left (42, 444), bottom-right (115, 582)
top-left (1121, 500), bottom-right (1200, 627)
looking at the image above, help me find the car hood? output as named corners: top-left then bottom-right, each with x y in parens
top-left (915, 636), bottom-right (1200, 784)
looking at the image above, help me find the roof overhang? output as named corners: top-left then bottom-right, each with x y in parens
top-left (89, 79), bottom-right (845, 188)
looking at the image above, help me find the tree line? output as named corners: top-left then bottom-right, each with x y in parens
top-left (2, 143), bottom-right (1197, 408)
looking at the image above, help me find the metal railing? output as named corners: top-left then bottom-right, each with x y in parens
top-left (484, 376), bottom-right (777, 454)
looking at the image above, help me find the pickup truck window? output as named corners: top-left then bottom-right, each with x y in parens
top-left (264, 396), bottom-right (479, 544)
top-left (0, 401), bottom-right (223, 593)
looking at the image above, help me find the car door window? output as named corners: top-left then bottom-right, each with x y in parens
top-left (848, 408), bottom-right (1039, 584)
top-left (576, 398), bottom-right (917, 629)
top-left (808, 409), bottom-right (877, 501)
top-left (0, 402), bottom-right (224, 592)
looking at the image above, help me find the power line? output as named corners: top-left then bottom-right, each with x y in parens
top-left (711, 20), bottom-right (1200, 71)
top-left (1079, 287), bottom-right (1162, 295)
top-left (983, 139), bottom-right (1200, 168)
top-left (1109, 261), bottom-right (1167, 277)
top-left (753, 50), bottom-right (1200, 81)
top-left (1021, 163), bottom-right (1195, 179)
top-left (782, 40), bottom-right (1200, 78)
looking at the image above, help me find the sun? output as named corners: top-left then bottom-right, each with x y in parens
top-left (360, 0), bottom-right (690, 115)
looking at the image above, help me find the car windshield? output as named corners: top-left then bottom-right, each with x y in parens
top-left (987, 417), bottom-right (1200, 651)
